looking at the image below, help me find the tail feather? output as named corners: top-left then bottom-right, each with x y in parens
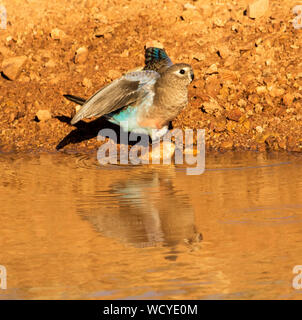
top-left (63, 94), bottom-right (86, 106)
top-left (144, 47), bottom-right (169, 64)
top-left (143, 47), bottom-right (173, 73)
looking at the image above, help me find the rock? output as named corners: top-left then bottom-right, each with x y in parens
top-left (44, 59), bottom-right (56, 68)
top-left (269, 87), bottom-right (285, 98)
top-left (205, 64), bottom-right (218, 75)
top-left (145, 40), bottom-right (164, 49)
top-left (238, 99), bottom-right (247, 108)
top-left (184, 3), bottom-right (196, 10)
top-left (256, 126), bottom-right (264, 133)
top-left (216, 44), bottom-right (231, 59)
top-left (82, 77), bottom-right (92, 88)
top-left (108, 70), bottom-right (121, 79)
top-left (95, 26), bottom-right (114, 38)
top-left (213, 18), bottom-right (225, 27)
top-left (254, 104), bottom-right (263, 113)
top-left (74, 46), bottom-right (89, 64)
top-left (2, 56), bottom-right (27, 80)
top-left (193, 52), bottom-right (205, 61)
top-left (213, 117), bottom-right (226, 132)
top-left (36, 110), bottom-right (52, 122)
top-left (201, 98), bottom-right (222, 115)
top-left (0, 46), bottom-right (13, 57)
top-left (227, 108), bottom-right (242, 121)
top-left (283, 93), bottom-right (294, 107)
top-left (247, 0), bottom-right (269, 19)
top-left (50, 28), bottom-right (66, 40)
top-left (120, 49), bottom-right (129, 58)
top-left (205, 76), bottom-right (221, 97)
top-left (256, 86), bottom-right (267, 94)
top-left (221, 140), bottom-right (233, 150)
top-left (93, 13), bottom-right (108, 24)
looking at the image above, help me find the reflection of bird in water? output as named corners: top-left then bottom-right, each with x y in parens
top-left (77, 167), bottom-right (202, 250)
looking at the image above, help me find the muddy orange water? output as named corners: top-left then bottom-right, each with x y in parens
top-left (1, 152), bottom-right (302, 299)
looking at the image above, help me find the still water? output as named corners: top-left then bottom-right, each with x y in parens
top-left (1, 151), bottom-right (302, 299)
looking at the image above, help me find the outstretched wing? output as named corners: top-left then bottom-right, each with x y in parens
top-left (143, 47), bottom-right (173, 73)
top-left (70, 70), bottom-right (160, 125)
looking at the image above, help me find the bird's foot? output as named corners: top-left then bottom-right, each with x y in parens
top-left (139, 140), bottom-right (175, 163)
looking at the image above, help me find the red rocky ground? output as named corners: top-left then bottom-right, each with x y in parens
top-left (0, 0), bottom-right (302, 153)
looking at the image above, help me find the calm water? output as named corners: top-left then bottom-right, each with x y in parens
top-left (1, 151), bottom-right (302, 299)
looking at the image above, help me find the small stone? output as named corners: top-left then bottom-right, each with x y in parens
top-left (256, 126), bottom-right (264, 133)
top-left (82, 77), bottom-right (92, 88)
top-left (256, 86), bottom-right (267, 94)
top-left (247, 0), bottom-right (269, 19)
top-left (221, 140), bottom-right (233, 150)
top-left (269, 87), bottom-right (285, 98)
top-left (145, 40), bottom-right (164, 49)
top-left (213, 18), bottom-right (225, 27)
top-left (283, 93), bottom-right (294, 106)
top-left (93, 13), bottom-right (108, 24)
top-left (36, 110), bottom-right (52, 122)
top-left (108, 70), bottom-right (121, 79)
top-left (0, 46), bottom-right (13, 57)
top-left (193, 52), bottom-right (205, 61)
top-left (44, 59), bottom-right (56, 68)
top-left (238, 99), bottom-right (247, 107)
top-left (121, 49), bottom-right (129, 58)
top-left (201, 99), bottom-right (222, 114)
top-left (254, 104), bottom-right (263, 113)
top-left (216, 45), bottom-right (231, 59)
top-left (74, 46), bottom-right (89, 64)
top-left (2, 56), bottom-right (27, 80)
top-left (95, 26), bottom-right (113, 38)
top-left (184, 3), bottom-right (196, 10)
top-left (205, 64), bottom-right (218, 75)
top-left (227, 108), bottom-right (242, 121)
top-left (50, 28), bottom-right (66, 40)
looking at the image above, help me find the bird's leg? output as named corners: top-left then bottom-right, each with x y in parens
top-left (145, 126), bottom-right (175, 163)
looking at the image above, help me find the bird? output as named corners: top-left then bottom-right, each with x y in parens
top-left (64, 47), bottom-right (194, 141)
top-left (64, 47), bottom-right (172, 106)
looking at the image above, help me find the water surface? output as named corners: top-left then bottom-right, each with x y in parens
top-left (1, 151), bottom-right (302, 299)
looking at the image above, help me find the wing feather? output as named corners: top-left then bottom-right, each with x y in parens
top-left (71, 70), bottom-right (159, 125)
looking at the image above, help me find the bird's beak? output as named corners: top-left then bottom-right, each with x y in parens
top-left (190, 71), bottom-right (194, 82)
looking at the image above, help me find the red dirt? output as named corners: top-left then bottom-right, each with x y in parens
top-left (0, 0), bottom-right (302, 153)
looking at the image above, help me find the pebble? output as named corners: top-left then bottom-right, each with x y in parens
top-left (2, 56), bottom-right (27, 80)
top-left (82, 77), bottom-right (92, 88)
top-left (36, 110), bottom-right (52, 122)
top-left (205, 64), bottom-right (218, 75)
top-left (247, 0), bottom-right (269, 19)
top-left (50, 28), bottom-right (66, 40)
top-left (256, 126), bottom-right (264, 133)
top-left (74, 46), bottom-right (89, 64)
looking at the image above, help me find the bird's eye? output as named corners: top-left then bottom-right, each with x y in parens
top-left (179, 69), bottom-right (185, 74)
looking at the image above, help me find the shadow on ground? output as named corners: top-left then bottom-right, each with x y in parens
top-left (55, 116), bottom-right (153, 150)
